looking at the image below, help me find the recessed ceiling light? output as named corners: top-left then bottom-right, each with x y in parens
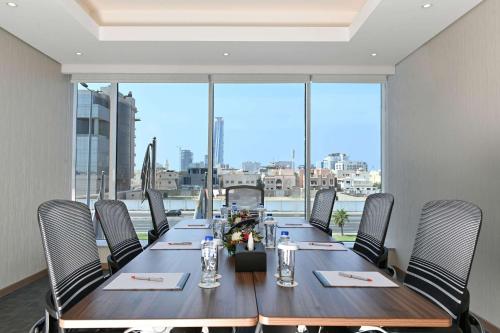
top-left (75, 52), bottom-right (83, 56)
top-left (223, 52), bottom-right (230, 56)
top-left (422, 3), bottom-right (433, 9)
top-left (6, 2), bottom-right (18, 7)
top-left (370, 53), bottom-right (377, 57)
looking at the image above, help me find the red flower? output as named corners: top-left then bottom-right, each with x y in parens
top-left (242, 233), bottom-right (249, 242)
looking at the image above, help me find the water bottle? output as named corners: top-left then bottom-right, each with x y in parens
top-left (200, 236), bottom-right (219, 288)
top-left (220, 204), bottom-right (228, 219)
top-left (275, 231), bottom-right (290, 277)
top-left (264, 213), bottom-right (277, 248)
top-left (231, 202), bottom-right (238, 216)
top-left (277, 241), bottom-right (299, 288)
top-left (212, 214), bottom-right (224, 244)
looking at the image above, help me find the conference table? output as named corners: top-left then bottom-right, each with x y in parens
top-left (60, 218), bottom-right (451, 330)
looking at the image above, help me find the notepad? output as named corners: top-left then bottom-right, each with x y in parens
top-left (297, 241), bottom-right (347, 251)
top-left (150, 242), bottom-right (200, 250)
top-left (174, 224), bottom-right (210, 229)
top-left (277, 223), bottom-right (313, 228)
top-left (313, 271), bottom-right (399, 288)
top-left (104, 273), bottom-right (190, 291)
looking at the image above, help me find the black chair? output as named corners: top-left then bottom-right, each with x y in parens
top-left (331, 200), bottom-right (484, 333)
top-left (94, 200), bottom-right (143, 274)
top-left (225, 185), bottom-right (264, 209)
top-left (31, 200), bottom-right (114, 333)
top-left (352, 193), bottom-right (394, 268)
top-left (146, 189), bottom-right (171, 244)
top-left (309, 189), bottom-right (336, 235)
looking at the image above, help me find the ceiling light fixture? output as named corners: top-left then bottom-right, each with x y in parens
top-left (6, 2), bottom-right (18, 7)
top-left (223, 52), bottom-right (230, 56)
top-left (370, 53), bottom-right (377, 57)
top-left (422, 3), bottom-right (433, 9)
top-left (75, 52), bottom-right (83, 56)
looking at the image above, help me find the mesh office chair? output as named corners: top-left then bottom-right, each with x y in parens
top-left (225, 185), bottom-right (264, 210)
top-left (146, 189), bottom-right (171, 244)
top-left (95, 200), bottom-right (143, 274)
top-left (330, 200), bottom-right (483, 333)
top-left (32, 200), bottom-right (110, 333)
top-left (309, 189), bottom-right (337, 235)
top-left (352, 193), bottom-right (394, 268)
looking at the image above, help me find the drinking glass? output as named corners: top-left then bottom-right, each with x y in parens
top-left (277, 242), bottom-right (298, 287)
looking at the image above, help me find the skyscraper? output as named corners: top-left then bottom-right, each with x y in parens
top-left (214, 117), bottom-right (224, 166)
top-left (180, 149), bottom-right (193, 171)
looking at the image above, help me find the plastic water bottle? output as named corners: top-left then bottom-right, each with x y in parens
top-left (231, 202), bottom-right (238, 216)
top-left (220, 204), bottom-right (228, 219)
top-left (276, 231), bottom-right (290, 277)
top-left (212, 214), bottom-right (224, 244)
top-left (200, 236), bottom-right (218, 288)
top-left (264, 214), bottom-right (277, 248)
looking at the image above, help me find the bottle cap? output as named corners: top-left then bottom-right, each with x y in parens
top-left (222, 204), bottom-right (227, 207)
top-left (266, 213), bottom-right (273, 216)
top-left (232, 202), bottom-right (236, 205)
top-left (214, 214), bottom-right (221, 218)
top-left (281, 231), bottom-right (289, 236)
top-left (204, 236), bottom-right (214, 241)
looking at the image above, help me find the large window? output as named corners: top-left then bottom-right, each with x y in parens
top-left (117, 83), bottom-right (208, 239)
top-left (311, 83), bottom-right (382, 241)
top-left (74, 83), bottom-right (111, 204)
top-left (213, 84), bottom-right (306, 218)
top-left (72, 80), bottom-right (383, 240)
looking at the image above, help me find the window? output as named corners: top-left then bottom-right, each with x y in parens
top-left (213, 84), bottom-right (305, 218)
top-left (311, 83), bottom-right (382, 241)
top-left (116, 83), bottom-right (208, 238)
top-left (74, 83), bottom-right (111, 203)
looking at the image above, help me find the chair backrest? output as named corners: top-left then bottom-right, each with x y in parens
top-left (146, 189), bottom-right (170, 237)
top-left (94, 200), bottom-right (143, 268)
top-left (309, 189), bottom-right (336, 234)
top-left (353, 193), bottom-right (394, 265)
top-left (195, 188), bottom-right (208, 219)
top-left (37, 200), bottom-right (104, 316)
top-left (404, 200), bottom-right (482, 322)
top-left (225, 185), bottom-right (264, 209)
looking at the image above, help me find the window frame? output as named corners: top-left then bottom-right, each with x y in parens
top-left (70, 76), bottom-right (387, 226)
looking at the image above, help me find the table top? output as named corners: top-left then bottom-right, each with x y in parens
top-left (60, 219), bottom-right (257, 329)
top-left (61, 218), bottom-right (451, 329)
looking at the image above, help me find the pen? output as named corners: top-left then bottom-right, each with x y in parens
top-left (309, 242), bottom-right (334, 247)
top-left (168, 242), bottom-right (192, 245)
top-left (131, 275), bottom-right (164, 282)
top-left (339, 272), bottom-right (373, 282)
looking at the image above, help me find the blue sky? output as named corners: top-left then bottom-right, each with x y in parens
top-left (117, 83), bottom-right (381, 171)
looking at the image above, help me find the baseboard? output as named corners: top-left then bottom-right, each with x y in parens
top-left (0, 269), bottom-right (48, 298)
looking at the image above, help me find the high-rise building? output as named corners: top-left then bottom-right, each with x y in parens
top-left (75, 88), bottom-right (138, 197)
top-left (180, 149), bottom-right (193, 171)
top-left (242, 161), bottom-right (261, 173)
top-left (214, 117), bottom-right (224, 166)
top-left (322, 153), bottom-right (348, 169)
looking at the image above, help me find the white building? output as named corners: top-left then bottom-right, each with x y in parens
top-left (155, 169), bottom-right (179, 190)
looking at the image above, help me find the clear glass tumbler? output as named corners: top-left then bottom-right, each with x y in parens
top-left (277, 242), bottom-right (299, 287)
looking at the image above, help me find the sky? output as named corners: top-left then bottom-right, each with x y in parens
top-left (116, 83), bottom-right (381, 171)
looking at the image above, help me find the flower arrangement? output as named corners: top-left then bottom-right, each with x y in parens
top-left (224, 210), bottom-right (263, 255)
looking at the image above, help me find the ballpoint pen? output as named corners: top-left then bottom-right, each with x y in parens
top-left (339, 272), bottom-right (373, 282)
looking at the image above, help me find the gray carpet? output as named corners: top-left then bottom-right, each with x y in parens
top-left (0, 276), bottom-right (48, 333)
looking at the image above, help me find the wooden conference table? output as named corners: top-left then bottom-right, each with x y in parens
top-left (60, 218), bottom-right (451, 329)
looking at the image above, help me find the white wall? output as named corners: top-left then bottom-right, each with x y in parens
top-left (386, 0), bottom-right (500, 325)
top-left (0, 28), bottom-right (71, 289)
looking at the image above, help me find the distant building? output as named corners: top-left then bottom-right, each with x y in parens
top-left (219, 171), bottom-right (260, 188)
top-left (321, 153), bottom-right (348, 169)
top-left (75, 87), bottom-right (137, 197)
top-left (214, 117), bottom-right (224, 166)
top-left (337, 170), bottom-right (378, 195)
top-left (155, 169), bottom-right (179, 191)
top-left (270, 161), bottom-right (293, 169)
top-left (181, 167), bottom-right (218, 188)
top-left (242, 161), bottom-right (261, 173)
top-left (263, 168), bottom-right (297, 196)
top-left (298, 168), bottom-right (336, 191)
top-left (335, 160), bottom-right (368, 172)
top-left (180, 149), bottom-right (193, 171)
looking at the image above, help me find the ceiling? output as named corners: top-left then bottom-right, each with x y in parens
top-left (0, 0), bottom-right (482, 74)
top-left (77, 0), bottom-right (367, 27)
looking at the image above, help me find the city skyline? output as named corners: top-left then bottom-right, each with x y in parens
top-left (118, 83), bottom-right (380, 172)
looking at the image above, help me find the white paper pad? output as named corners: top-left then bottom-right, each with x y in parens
top-left (104, 273), bottom-right (190, 291)
top-left (278, 223), bottom-right (313, 228)
top-left (297, 241), bottom-right (347, 251)
top-left (150, 242), bottom-right (201, 250)
top-left (313, 271), bottom-right (399, 288)
top-left (174, 224), bottom-right (210, 229)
